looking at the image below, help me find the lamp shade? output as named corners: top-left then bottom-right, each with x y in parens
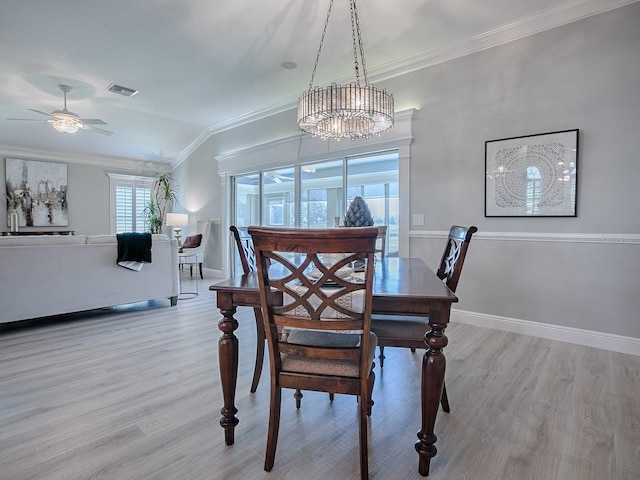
top-left (166, 213), bottom-right (188, 227)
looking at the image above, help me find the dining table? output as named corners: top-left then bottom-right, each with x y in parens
top-left (209, 257), bottom-right (458, 476)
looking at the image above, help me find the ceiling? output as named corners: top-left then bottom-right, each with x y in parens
top-left (0, 0), bottom-right (634, 169)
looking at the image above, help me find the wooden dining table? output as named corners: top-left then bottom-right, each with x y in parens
top-left (209, 257), bottom-right (458, 476)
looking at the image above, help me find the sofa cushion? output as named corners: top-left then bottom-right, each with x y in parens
top-left (86, 235), bottom-right (117, 244)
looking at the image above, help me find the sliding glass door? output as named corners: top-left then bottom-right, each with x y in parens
top-left (231, 150), bottom-right (399, 255)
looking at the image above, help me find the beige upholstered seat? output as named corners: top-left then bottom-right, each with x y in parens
top-left (249, 226), bottom-right (378, 480)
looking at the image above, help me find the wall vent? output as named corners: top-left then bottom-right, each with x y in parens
top-left (107, 83), bottom-right (139, 97)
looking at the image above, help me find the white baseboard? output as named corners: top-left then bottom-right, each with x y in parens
top-left (452, 309), bottom-right (640, 357)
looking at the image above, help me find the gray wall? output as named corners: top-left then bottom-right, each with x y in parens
top-left (403, 5), bottom-right (640, 338)
top-left (174, 4), bottom-right (640, 339)
top-left (1, 159), bottom-right (112, 235)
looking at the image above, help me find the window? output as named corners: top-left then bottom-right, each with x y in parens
top-left (108, 174), bottom-right (155, 233)
top-left (231, 150), bottom-right (399, 255)
top-left (525, 166), bottom-right (542, 215)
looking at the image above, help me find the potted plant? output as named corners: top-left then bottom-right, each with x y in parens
top-left (142, 174), bottom-right (177, 234)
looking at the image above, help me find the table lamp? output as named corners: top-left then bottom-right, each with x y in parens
top-left (166, 212), bottom-right (189, 247)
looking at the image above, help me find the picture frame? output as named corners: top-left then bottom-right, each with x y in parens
top-left (485, 129), bottom-right (579, 217)
top-left (5, 158), bottom-right (69, 227)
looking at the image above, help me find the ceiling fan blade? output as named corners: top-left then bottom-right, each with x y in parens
top-left (6, 117), bottom-right (48, 121)
top-left (80, 118), bottom-right (107, 125)
top-left (82, 124), bottom-right (114, 136)
top-left (27, 108), bottom-right (54, 117)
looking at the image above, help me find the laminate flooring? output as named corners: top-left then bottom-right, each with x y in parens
top-left (1, 275), bottom-right (639, 479)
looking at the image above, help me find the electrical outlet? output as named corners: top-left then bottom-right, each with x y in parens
top-left (412, 213), bottom-right (425, 226)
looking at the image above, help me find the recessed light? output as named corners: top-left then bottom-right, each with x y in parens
top-left (281, 61), bottom-right (297, 70)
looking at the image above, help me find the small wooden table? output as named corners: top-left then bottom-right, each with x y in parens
top-left (209, 257), bottom-right (457, 476)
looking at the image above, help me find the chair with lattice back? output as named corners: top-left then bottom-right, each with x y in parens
top-left (230, 226), bottom-right (264, 393)
top-left (370, 224), bottom-right (477, 413)
top-left (248, 226), bottom-right (378, 479)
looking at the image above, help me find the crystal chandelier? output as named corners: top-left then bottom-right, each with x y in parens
top-left (297, 0), bottom-right (394, 140)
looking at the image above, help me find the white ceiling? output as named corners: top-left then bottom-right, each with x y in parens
top-left (0, 0), bottom-right (635, 168)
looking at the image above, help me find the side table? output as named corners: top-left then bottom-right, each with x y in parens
top-left (178, 253), bottom-right (199, 299)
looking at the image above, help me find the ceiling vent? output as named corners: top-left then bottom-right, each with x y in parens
top-left (107, 83), bottom-right (138, 97)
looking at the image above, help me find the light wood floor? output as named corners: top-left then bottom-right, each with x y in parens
top-left (1, 275), bottom-right (639, 479)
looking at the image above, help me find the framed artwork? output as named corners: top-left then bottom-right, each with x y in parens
top-left (485, 129), bottom-right (579, 217)
top-left (5, 158), bottom-right (69, 227)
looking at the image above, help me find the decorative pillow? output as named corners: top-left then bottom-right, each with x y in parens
top-left (179, 234), bottom-right (202, 252)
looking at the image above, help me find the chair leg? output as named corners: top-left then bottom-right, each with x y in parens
top-left (440, 381), bottom-right (451, 413)
top-left (264, 386), bottom-right (282, 472)
top-left (378, 345), bottom-right (385, 368)
top-left (294, 389), bottom-right (303, 409)
top-left (359, 383), bottom-right (370, 480)
top-left (199, 262), bottom-right (203, 279)
top-left (329, 393), bottom-right (334, 402)
top-left (366, 367), bottom-right (375, 416)
top-left (250, 309), bottom-right (265, 393)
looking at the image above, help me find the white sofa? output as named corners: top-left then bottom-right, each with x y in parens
top-left (0, 234), bottom-right (180, 324)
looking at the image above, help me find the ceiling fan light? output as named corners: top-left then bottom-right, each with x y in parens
top-left (51, 113), bottom-right (83, 134)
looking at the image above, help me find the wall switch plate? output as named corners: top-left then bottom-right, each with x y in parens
top-left (413, 213), bottom-right (425, 226)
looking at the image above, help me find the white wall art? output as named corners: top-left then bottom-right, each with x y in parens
top-left (5, 158), bottom-right (69, 227)
top-left (485, 129), bottom-right (579, 217)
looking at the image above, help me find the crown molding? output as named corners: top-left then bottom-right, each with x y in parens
top-left (215, 109), bottom-right (415, 176)
top-left (372, 0), bottom-right (640, 81)
top-left (0, 144), bottom-right (171, 174)
top-left (176, 0), bottom-right (639, 167)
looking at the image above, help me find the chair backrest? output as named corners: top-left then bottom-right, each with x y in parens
top-left (375, 225), bottom-right (387, 259)
top-left (180, 219), bottom-right (212, 258)
top-left (248, 226), bottom-right (378, 373)
top-left (230, 225), bottom-right (257, 274)
top-left (436, 225), bottom-right (478, 292)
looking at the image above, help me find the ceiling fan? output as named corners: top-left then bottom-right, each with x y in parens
top-left (7, 84), bottom-right (113, 136)
top-left (264, 171), bottom-right (295, 183)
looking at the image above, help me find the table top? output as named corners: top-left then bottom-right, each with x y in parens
top-left (210, 257), bottom-right (457, 315)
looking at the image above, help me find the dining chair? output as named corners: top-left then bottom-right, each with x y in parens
top-left (230, 225), bottom-right (264, 393)
top-left (249, 226), bottom-right (379, 480)
top-left (230, 225), bottom-right (308, 403)
top-left (370, 224), bottom-right (477, 413)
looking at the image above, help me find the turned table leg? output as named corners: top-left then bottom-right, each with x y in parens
top-left (217, 301), bottom-right (239, 445)
top-left (415, 306), bottom-right (449, 476)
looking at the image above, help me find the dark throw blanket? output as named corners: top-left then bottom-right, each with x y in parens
top-left (116, 232), bottom-right (152, 271)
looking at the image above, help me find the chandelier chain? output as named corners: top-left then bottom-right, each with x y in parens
top-left (350, 0), bottom-right (369, 86)
top-left (349, 0), bottom-right (360, 86)
top-left (307, 0), bottom-right (335, 92)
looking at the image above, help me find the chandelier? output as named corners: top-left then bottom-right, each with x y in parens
top-left (297, 0), bottom-right (394, 140)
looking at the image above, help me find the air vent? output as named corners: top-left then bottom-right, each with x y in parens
top-left (107, 83), bottom-right (138, 97)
